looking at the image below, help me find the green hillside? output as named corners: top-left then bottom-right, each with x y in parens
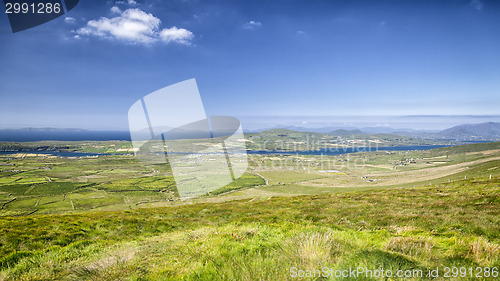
top-left (0, 178), bottom-right (498, 280)
top-left (0, 141), bottom-right (499, 280)
top-left (428, 141), bottom-right (500, 155)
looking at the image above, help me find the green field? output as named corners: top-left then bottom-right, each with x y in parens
top-left (0, 141), bottom-right (499, 280)
top-left (244, 129), bottom-right (457, 151)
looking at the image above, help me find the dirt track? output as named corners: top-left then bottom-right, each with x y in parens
top-left (299, 155), bottom-right (500, 188)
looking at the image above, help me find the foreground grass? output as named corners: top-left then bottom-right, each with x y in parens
top-left (0, 178), bottom-right (499, 280)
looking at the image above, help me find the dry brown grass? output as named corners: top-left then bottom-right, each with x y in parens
top-left (282, 231), bottom-right (343, 270)
top-left (468, 238), bottom-right (500, 265)
top-left (385, 236), bottom-right (435, 261)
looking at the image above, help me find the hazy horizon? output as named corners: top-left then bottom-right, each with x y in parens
top-left (1, 115), bottom-right (500, 132)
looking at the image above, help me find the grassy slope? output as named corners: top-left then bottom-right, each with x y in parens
top-left (0, 178), bottom-right (498, 280)
top-left (242, 142), bottom-right (500, 199)
top-left (0, 142), bottom-right (499, 280)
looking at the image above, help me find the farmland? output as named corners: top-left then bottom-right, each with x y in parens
top-left (0, 141), bottom-right (499, 280)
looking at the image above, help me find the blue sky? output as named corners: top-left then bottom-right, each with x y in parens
top-left (0, 0), bottom-right (499, 130)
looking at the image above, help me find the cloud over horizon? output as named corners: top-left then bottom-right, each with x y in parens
top-left (116, 0), bottom-right (138, 6)
top-left (64, 17), bottom-right (76, 24)
top-left (243, 20), bottom-right (262, 30)
top-left (470, 0), bottom-right (483, 11)
top-left (75, 7), bottom-right (193, 45)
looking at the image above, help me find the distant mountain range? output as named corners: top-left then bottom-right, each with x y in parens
top-left (330, 129), bottom-right (365, 136)
top-left (336, 122), bottom-right (500, 140)
top-left (436, 122), bottom-right (500, 139)
top-left (259, 122), bottom-right (500, 141)
top-left (259, 125), bottom-right (438, 134)
top-left (1, 122), bottom-right (499, 141)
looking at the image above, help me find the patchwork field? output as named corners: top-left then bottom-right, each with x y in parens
top-left (0, 141), bottom-right (499, 280)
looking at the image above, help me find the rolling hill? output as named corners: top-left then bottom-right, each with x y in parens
top-left (437, 122), bottom-right (500, 140)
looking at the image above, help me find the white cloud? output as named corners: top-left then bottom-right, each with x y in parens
top-left (160, 26), bottom-right (194, 45)
top-left (75, 8), bottom-right (193, 45)
top-left (116, 0), bottom-right (138, 5)
top-left (470, 0), bottom-right (483, 10)
top-left (64, 17), bottom-right (76, 24)
top-left (296, 30), bottom-right (310, 39)
top-left (110, 6), bottom-right (122, 14)
top-left (243, 20), bottom-right (262, 30)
